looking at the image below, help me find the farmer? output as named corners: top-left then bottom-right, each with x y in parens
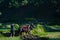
top-left (10, 24), bottom-right (15, 37)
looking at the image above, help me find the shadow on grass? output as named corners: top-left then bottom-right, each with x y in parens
top-left (23, 37), bottom-right (49, 40)
top-left (49, 38), bottom-right (60, 40)
top-left (23, 38), bottom-right (60, 40)
top-left (22, 35), bottom-right (49, 40)
top-left (2, 33), bottom-right (11, 37)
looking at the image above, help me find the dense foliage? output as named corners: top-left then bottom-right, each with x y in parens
top-left (0, 0), bottom-right (60, 24)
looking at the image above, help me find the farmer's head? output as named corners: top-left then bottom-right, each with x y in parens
top-left (11, 24), bottom-right (15, 26)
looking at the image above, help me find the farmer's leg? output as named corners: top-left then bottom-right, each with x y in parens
top-left (11, 30), bottom-right (15, 37)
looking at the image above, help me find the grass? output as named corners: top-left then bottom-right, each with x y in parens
top-left (0, 24), bottom-right (60, 40)
top-left (30, 24), bottom-right (47, 37)
top-left (30, 24), bottom-right (60, 39)
top-left (46, 32), bottom-right (60, 38)
top-left (0, 36), bottom-right (21, 40)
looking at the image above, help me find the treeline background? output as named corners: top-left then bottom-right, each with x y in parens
top-left (0, 0), bottom-right (60, 25)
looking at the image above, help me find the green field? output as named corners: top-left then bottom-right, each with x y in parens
top-left (0, 32), bottom-right (60, 40)
top-left (0, 37), bottom-right (21, 40)
top-left (0, 24), bottom-right (60, 40)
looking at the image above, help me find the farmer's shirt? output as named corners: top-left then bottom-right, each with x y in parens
top-left (11, 25), bottom-right (15, 32)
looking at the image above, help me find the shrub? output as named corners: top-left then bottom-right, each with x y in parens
top-left (30, 24), bottom-right (47, 37)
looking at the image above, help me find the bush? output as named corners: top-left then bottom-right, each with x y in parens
top-left (6, 24), bottom-right (11, 28)
top-left (14, 24), bottom-right (19, 30)
top-left (30, 24), bottom-right (47, 37)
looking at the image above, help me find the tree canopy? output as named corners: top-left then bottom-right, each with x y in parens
top-left (0, 0), bottom-right (60, 24)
